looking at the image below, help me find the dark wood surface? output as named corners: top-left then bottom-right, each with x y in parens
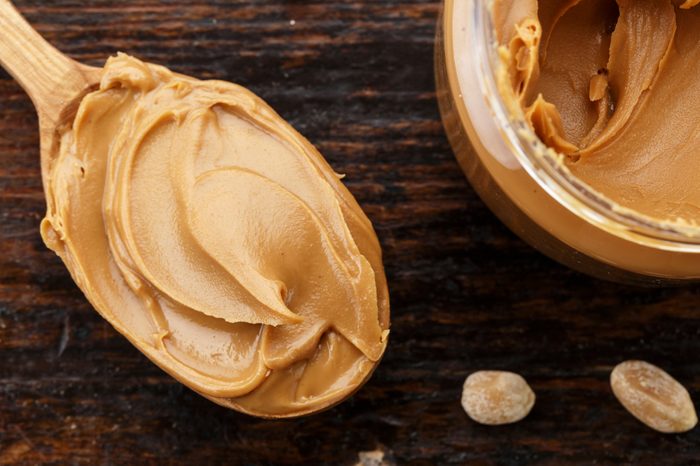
top-left (1, 1), bottom-right (700, 464)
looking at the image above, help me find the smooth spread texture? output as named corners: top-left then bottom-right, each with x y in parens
top-left (494, 0), bottom-right (700, 222)
top-left (41, 54), bottom-right (389, 417)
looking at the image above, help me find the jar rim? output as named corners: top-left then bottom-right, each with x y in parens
top-left (450, 0), bottom-right (700, 248)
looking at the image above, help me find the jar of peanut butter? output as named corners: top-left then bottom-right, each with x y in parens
top-left (437, 0), bottom-right (700, 284)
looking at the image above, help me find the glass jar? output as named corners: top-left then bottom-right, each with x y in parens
top-left (436, 0), bottom-right (700, 285)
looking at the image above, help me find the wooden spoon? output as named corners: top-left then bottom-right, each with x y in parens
top-left (0, 1), bottom-right (389, 420)
top-left (0, 0), bottom-right (101, 187)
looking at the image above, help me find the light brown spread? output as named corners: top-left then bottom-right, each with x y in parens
top-left (40, 54), bottom-right (390, 417)
top-left (494, 0), bottom-right (700, 222)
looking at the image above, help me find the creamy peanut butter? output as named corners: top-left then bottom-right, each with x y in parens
top-left (495, 0), bottom-right (700, 222)
top-left (40, 54), bottom-right (390, 417)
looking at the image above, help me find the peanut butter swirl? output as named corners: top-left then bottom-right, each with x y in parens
top-left (41, 54), bottom-right (390, 417)
top-left (495, 0), bottom-right (700, 222)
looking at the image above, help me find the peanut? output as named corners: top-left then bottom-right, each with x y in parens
top-left (611, 360), bottom-right (697, 433)
top-left (461, 371), bottom-right (535, 425)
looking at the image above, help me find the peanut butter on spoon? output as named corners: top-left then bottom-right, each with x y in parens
top-left (0, 2), bottom-right (389, 418)
top-left (42, 54), bottom-right (390, 417)
top-left (495, 0), bottom-right (700, 223)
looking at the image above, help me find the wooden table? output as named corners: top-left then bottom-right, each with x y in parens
top-left (1, 1), bottom-right (699, 464)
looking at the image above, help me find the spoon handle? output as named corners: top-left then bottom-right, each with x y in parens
top-left (0, 0), bottom-right (97, 120)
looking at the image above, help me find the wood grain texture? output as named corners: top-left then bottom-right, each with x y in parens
top-left (1, 1), bottom-right (699, 464)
